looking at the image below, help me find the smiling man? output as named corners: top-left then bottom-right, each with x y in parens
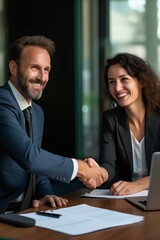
top-left (0, 35), bottom-right (106, 213)
top-left (9, 45), bottom-right (50, 102)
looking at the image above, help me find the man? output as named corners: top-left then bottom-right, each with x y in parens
top-left (0, 35), bottom-right (107, 213)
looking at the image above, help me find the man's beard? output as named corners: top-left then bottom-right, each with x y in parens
top-left (16, 69), bottom-right (44, 100)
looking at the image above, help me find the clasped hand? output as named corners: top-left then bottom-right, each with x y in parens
top-left (79, 158), bottom-right (108, 189)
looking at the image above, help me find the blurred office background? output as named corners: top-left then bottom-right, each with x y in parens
top-left (0, 0), bottom-right (160, 162)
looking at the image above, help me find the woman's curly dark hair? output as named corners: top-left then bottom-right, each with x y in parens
top-left (104, 53), bottom-right (160, 113)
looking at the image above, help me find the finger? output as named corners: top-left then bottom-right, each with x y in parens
top-left (57, 197), bottom-right (68, 206)
top-left (32, 199), bottom-right (40, 208)
top-left (110, 181), bottom-right (123, 195)
top-left (50, 196), bottom-right (68, 208)
top-left (111, 181), bottom-right (127, 196)
top-left (85, 179), bottom-right (97, 189)
top-left (34, 195), bottom-right (56, 208)
top-left (117, 182), bottom-right (133, 195)
top-left (85, 158), bottom-right (99, 168)
top-left (79, 178), bottom-right (87, 183)
top-left (80, 178), bottom-right (92, 187)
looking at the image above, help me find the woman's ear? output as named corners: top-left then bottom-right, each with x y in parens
top-left (9, 60), bottom-right (17, 76)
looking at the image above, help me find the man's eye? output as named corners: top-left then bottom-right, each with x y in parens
top-left (45, 69), bottom-right (50, 73)
top-left (31, 66), bottom-right (37, 70)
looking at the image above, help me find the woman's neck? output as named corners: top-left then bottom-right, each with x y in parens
top-left (125, 103), bottom-right (145, 142)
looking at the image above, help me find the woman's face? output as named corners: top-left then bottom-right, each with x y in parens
top-left (107, 63), bottom-right (143, 108)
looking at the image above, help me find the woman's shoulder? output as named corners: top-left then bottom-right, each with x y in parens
top-left (103, 106), bottom-right (125, 119)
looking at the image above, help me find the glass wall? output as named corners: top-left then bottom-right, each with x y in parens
top-left (103, 0), bottom-right (160, 109)
top-left (108, 0), bottom-right (159, 73)
top-left (75, 0), bottom-right (160, 160)
top-left (75, 0), bottom-right (100, 159)
top-left (81, 0), bottom-right (100, 159)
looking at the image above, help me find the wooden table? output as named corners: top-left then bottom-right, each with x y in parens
top-left (0, 188), bottom-right (160, 240)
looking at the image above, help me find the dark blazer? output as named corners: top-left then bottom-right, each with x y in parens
top-left (99, 106), bottom-right (160, 187)
top-left (0, 83), bottom-right (73, 213)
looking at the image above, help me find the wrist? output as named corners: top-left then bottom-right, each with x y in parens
top-left (100, 167), bottom-right (109, 182)
top-left (76, 159), bottom-right (86, 178)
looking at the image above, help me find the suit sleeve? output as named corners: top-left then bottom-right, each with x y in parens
top-left (0, 91), bottom-right (74, 184)
top-left (99, 110), bottom-right (117, 185)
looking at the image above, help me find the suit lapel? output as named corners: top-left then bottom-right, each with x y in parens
top-left (117, 108), bottom-right (133, 170)
top-left (118, 110), bottom-right (160, 172)
top-left (145, 112), bottom-right (160, 170)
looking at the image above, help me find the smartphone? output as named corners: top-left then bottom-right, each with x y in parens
top-left (0, 213), bottom-right (35, 227)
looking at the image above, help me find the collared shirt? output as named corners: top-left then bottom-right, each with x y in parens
top-left (8, 80), bottom-right (78, 180)
top-left (130, 131), bottom-right (148, 181)
top-left (8, 81), bottom-right (31, 110)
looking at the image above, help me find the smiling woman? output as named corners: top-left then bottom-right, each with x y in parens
top-left (107, 63), bottom-right (142, 110)
top-left (82, 52), bottom-right (160, 197)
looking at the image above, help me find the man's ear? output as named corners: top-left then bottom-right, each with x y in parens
top-left (9, 60), bottom-right (17, 76)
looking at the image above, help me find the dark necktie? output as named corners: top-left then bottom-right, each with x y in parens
top-left (23, 106), bottom-right (33, 140)
top-left (19, 106), bottom-right (36, 211)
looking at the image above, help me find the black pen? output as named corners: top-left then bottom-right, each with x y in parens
top-left (36, 211), bottom-right (62, 218)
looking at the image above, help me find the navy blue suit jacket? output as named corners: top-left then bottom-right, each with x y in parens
top-left (0, 84), bottom-right (73, 213)
top-left (99, 106), bottom-right (160, 187)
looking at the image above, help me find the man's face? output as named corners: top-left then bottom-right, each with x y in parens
top-left (15, 46), bottom-right (51, 102)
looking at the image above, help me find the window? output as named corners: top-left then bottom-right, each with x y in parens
top-left (75, 0), bottom-right (160, 160)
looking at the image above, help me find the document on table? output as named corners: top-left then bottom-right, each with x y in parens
top-left (81, 189), bottom-right (148, 199)
top-left (20, 204), bottom-right (144, 235)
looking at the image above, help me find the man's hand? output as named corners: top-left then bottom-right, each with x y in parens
top-left (32, 195), bottom-right (68, 208)
top-left (80, 167), bottom-right (108, 189)
top-left (77, 159), bottom-right (108, 189)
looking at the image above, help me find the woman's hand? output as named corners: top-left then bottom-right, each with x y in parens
top-left (110, 176), bottom-right (150, 196)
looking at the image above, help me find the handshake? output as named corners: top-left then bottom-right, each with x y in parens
top-left (76, 158), bottom-right (108, 189)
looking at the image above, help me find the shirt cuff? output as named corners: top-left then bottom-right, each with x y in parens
top-left (71, 158), bottom-right (78, 180)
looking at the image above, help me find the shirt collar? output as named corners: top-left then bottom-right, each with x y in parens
top-left (8, 80), bottom-right (31, 111)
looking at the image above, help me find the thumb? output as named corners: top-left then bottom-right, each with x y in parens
top-left (85, 158), bottom-right (99, 167)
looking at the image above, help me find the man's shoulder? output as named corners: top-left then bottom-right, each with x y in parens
top-left (0, 84), bottom-right (15, 103)
top-left (0, 83), bottom-right (10, 93)
top-left (32, 101), bottom-right (44, 115)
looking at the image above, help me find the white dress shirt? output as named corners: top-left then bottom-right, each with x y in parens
top-left (130, 131), bottom-right (148, 181)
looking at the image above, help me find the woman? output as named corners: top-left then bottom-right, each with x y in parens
top-left (85, 53), bottom-right (160, 196)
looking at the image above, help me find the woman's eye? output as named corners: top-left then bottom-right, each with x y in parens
top-left (122, 77), bottom-right (129, 82)
top-left (108, 80), bottom-right (115, 85)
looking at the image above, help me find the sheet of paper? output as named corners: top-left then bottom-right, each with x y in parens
top-left (81, 189), bottom-right (148, 199)
top-left (20, 204), bottom-right (144, 235)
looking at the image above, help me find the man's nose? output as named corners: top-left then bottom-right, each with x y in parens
top-left (37, 70), bottom-right (47, 81)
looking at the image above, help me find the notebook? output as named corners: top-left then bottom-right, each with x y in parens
top-left (126, 152), bottom-right (160, 211)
